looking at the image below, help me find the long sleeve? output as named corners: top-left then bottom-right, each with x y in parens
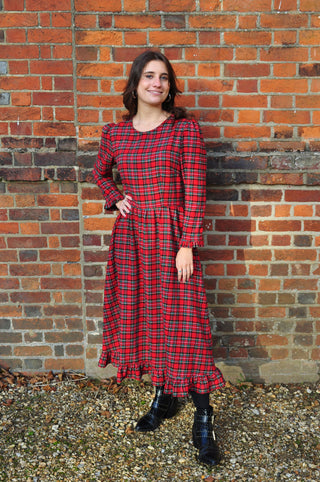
top-left (179, 120), bottom-right (207, 248)
top-left (93, 123), bottom-right (124, 212)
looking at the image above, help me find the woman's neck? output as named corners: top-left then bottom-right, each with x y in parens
top-left (132, 106), bottom-right (170, 132)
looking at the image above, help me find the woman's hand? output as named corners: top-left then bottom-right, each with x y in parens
top-left (176, 247), bottom-right (193, 283)
top-left (116, 194), bottom-right (132, 217)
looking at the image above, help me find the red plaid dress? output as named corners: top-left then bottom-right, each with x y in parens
top-left (93, 115), bottom-right (225, 397)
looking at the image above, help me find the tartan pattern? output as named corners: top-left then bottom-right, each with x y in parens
top-left (93, 116), bottom-right (225, 397)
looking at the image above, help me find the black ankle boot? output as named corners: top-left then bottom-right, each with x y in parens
top-left (134, 386), bottom-right (179, 432)
top-left (192, 406), bottom-right (221, 466)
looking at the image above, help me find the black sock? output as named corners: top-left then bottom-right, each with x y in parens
top-left (190, 391), bottom-right (210, 409)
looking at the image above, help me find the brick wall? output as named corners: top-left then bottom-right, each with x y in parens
top-left (0, 0), bottom-right (319, 383)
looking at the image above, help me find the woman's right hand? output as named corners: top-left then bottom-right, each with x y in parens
top-left (116, 194), bottom-right (133, 217)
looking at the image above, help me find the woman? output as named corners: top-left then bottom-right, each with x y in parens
top-left (93, 50), bottom-right (225, 466)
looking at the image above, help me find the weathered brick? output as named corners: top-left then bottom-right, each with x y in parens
top-left (14, 346), bottom-right (52, 356)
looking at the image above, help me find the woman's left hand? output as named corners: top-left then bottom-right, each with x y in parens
top-left (176, 247), bottom-right (193, 283)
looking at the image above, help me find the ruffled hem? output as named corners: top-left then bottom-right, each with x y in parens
top-left (98, 350), bottom-right (225, 398)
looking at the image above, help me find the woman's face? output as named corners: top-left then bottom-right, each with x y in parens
top-left (136, 60), bottom-right (170, 109)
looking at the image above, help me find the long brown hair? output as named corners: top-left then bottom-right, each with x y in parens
top-left (122, 50), bottom-right (187, 120)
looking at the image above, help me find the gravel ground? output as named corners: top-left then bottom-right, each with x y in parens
top-left (0, 369), bottom-right (319, 482)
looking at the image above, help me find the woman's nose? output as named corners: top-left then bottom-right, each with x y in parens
top-left (152, 76), bottom-right (161, 86)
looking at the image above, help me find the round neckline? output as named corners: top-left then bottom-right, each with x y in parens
top-left (131, 114), bottom-right (173, 133)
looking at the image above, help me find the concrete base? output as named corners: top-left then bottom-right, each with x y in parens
top-left (85, 359), bottom-right (117, 380)
top-left (259, 360), bottom-right (319, 384)
top-left (85, 360), bottom-right (319, 385)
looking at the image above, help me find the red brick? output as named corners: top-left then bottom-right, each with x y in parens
top-left (294, 205), bottom-right (313, 217)
top-left (0, 45), bottom-right (39, 59)
top-left (215, 219), bottom-right (255, 232)
top-left (225, 64), bottom-right (270, 78)
top-left (300, 0), bottom-right (319, 10)
top-left (259, 141), bottom-right (306, 152)
top-left (260, 79), bottom-right (308, 93)
top-left (274, 0), bottom-right (298, 9)
top-left (251, 205), bottom-right (272, 217)
top-left (115, 15), bottom-right (161, 29)
top-left (76, 31), bottom-right (122, 46)
top-left (261, 14), bottom-right (307, 28)
top-left (33, 92), bottom-right (74, 106)
top-left (227, 235), bottom-right (247, 246)
top-left (224, 0), bottom-right (271, 10)
top-left (123, 0), bottom-right (146, 10)
top-left (149, 0), bottom-right (195, 10)
top-left (300, 30), bottom-right (320, 45)
top-left (223, 95), bottom-right (268, 108)
top-left (272, 235), bottom-right (290, 246)
top-left (34, 122), bottom-right (76, 137)
top-left (232, 307), bottom-right (256, 319)
top-left (224, 31), bottom-right (271, 46)
top-left (296, 95), bottom-right (320, 108)
top-left (236, 141), bottom-right (257, 152)
top-left (44, 358), bottom-right (85, 370)
top-left (28, 28), bottom-right (72, 44)
top-left (273, 63), bottom-right (297, 77)
top-left (185, 47), bottom-right (233, 62)
top-left (199, 0), bottom-right (222, 9)
top-left (224, 126), bottom-right (270, 139)
top-left (235, 48), bottom-right (258, 61)
top-left (10, 292), bottom-right (51, 303)
top-left (299, 126), bottom-right (320, 139)
top-left (26, 0), bottom-right (71, 9)
top-left (248, 265), bottom-right (268, 276)
top-left (40, 249), bottom-right (80, 262)
top-left (264, 110), bottom-right (310, 124)
top-left (238, 110), bottom-right (260, 123)
top-left (124, 32), bottom-right (147, 45)
top-left (45, 331), bottom-right (83, 343)
top-left (275, 249), bottom-right (316, 261)
top-left (149, 31), bottom-right (196, 45)
top-left (0, 222), bottom-right (19, 234)
top-left (242, 189), bottom-right (282, 203)
top-left (285, 190), bottom-right (320, 202)
top-left (274, 31), bottom-right (297, 46)
top-left (75, 0), bottom-right (121, 11)
top-left (41, 278), bottom-right (82, 290)
top-left (14, 346), bottom-right (52, 356)
top-left (238, 15), bottom-right (258, 29)
top-left (30, 60), bottom-right (73, 75)
top-left (6, 29), bottom-right (26, 43)
top-left (0, 278), bottom-right (19, 289)
top-left (259, 220), bottom-right (301, 232)
top-left (190, 15), bottom-right (235, 29)
top-left (84, 217), bottom-right (116, 232)
top-left (257, 335), bottom-right (288, 346)
top-left (4, 0), bottom-right (24, 9)
top-left (237, 249), bottom-right (272, 261)
top-left (0, 13), bottom-right (38, 27)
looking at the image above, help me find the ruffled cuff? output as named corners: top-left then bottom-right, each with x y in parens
top-left (103, 191), bottom-right (124, 212)
top-left (179, 233), bottom-right (204, 248)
